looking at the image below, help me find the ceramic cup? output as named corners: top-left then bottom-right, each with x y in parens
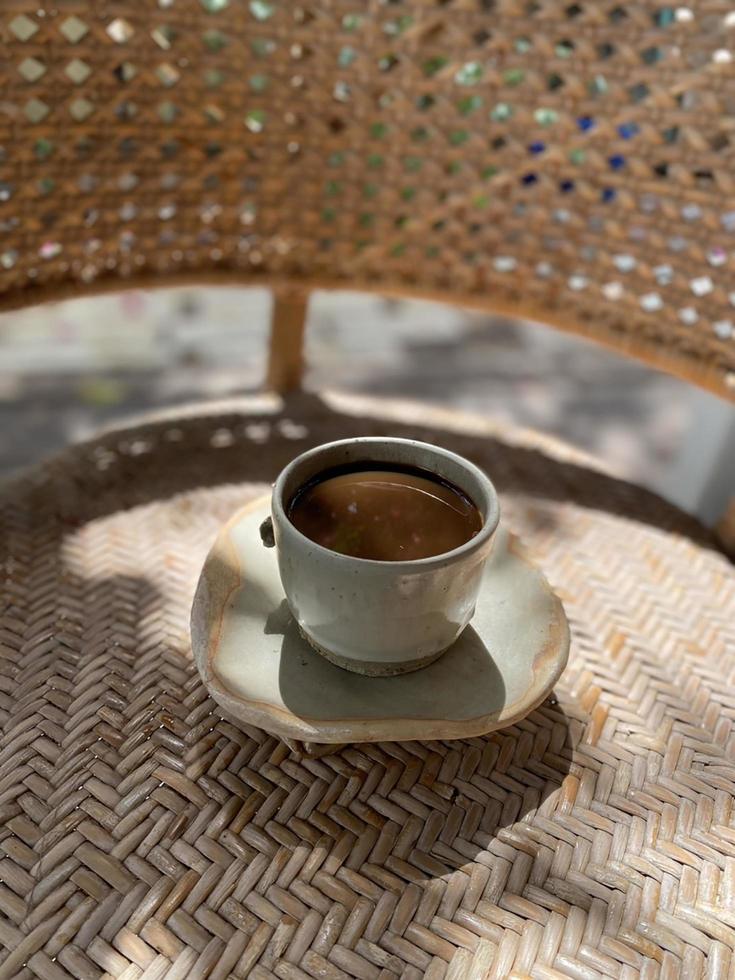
top-left (260, 437), bottom-right (500, 676)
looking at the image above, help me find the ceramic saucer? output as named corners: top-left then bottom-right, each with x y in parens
top-left (191, 496), bottom-right (570, 744)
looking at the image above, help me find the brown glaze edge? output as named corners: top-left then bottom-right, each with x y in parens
top-left (192, 496), bottom-right (265, 696)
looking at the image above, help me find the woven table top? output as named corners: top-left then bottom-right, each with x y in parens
top-left (1, 391), bottom-right (733, 980)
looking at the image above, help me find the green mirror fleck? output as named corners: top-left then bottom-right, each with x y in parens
top-left (249, 73), bottom-right (269, 92)
top-left (458, 95), bottom-right (483, 115)
top-left (203, 29), bottom-right (227, 51)
top-left (491, 102), bottom-right (513, 121)
top-left (423, 55), bottom-right (448, 77)
top-left (503, 68), bottom-right (525, 86)
top-left (383, 15), bottom-right (412, 35)
top-left (556, 39), bottom-right (574, 57)
top-left (204, 104), bottom-right (223, 123)
top-left (641, 46), bottom-right (661, 65)
top-left (249, 1), bottom-right (274, 21)
top-left (114, 62), bottom-right (137, 83)
top-left (378, 53), bottom-right (399, 72)
top-left (251, 37), bottom-right (275, 57)
top-left (455, 61), bottom-right (483, 85)
top-left (654, 7), bottom-right (675, 26)
top-left (158, 101), bottom-right (178, 123)
top-left (589, 74), bottom-right (608, 95)
top-left (34, 138), bottom-right (54, 161)
top-left (205, 68), bottom-right (225, 88)
top-left (151, 25), bottom-right (175, 49)
top-left (245, 109), bottom-right (266, 132)
top-left (116, 100), bottom-right (138, 121)
top-left (629, 82), bottom-right (649, 102)
top-left (342, 14), bottom-right (362, 32)
top-left (534, 107), bottom-right (558, 126)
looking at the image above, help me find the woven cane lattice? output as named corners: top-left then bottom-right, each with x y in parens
top-left (1, 2), bottom-right (735, 396)
top-left (1, 395), bottom-right (734, 979)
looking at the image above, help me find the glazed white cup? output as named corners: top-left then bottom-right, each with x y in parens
top-left (261, 437), bottom-right (500, 676)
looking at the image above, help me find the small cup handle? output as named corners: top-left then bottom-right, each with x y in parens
top-left (259, 516), bottom-right (275, 548)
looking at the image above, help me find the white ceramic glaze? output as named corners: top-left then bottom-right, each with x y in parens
top-left (191, 496), bottom-right (570, 744)
top-left (265, 437), bottom-right (500, 675)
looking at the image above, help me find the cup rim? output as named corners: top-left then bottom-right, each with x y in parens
top-left (272, 436), bottom-right (500, 570)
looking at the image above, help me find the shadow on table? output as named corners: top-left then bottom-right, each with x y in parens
top-left (195, 559), bottom-right (575, 840)
top-left (266, 601), bottom-right (577, 840)
top-left (271, 601), bottom-right (506, 736)
top-left (11, 389), bottom-right (716, 549)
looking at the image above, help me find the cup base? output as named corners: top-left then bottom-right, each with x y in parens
top-left (297, 624), bottom-right (450, 677)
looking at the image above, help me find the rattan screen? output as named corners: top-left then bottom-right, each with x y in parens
top-left (1, 1), bottom-right (734, 397)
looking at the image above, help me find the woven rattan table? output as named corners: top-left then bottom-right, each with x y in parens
top-left (1, 391), bottom-right (734, 980)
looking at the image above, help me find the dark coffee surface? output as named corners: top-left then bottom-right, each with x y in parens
top-left (287, 464), bottom-right (482, 560)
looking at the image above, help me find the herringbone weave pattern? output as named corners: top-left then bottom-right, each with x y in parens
top-left (0, 395), bottom-right (733, 979)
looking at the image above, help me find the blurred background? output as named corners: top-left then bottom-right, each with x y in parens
top-left (0, 286), bottom-right (732, 525)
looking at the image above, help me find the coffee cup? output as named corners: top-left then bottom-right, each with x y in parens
top-left (260, 437), bottom-right (500, 676)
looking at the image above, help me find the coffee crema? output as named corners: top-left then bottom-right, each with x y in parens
top-left (287, 463), bottom-right (483, 561)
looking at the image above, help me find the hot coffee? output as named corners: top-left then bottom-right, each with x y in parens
top-left (287, 463), bottom-right (482, 561)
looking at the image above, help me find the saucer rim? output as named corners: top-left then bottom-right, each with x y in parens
top-left (192, 495), bottom-right (570, 743)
